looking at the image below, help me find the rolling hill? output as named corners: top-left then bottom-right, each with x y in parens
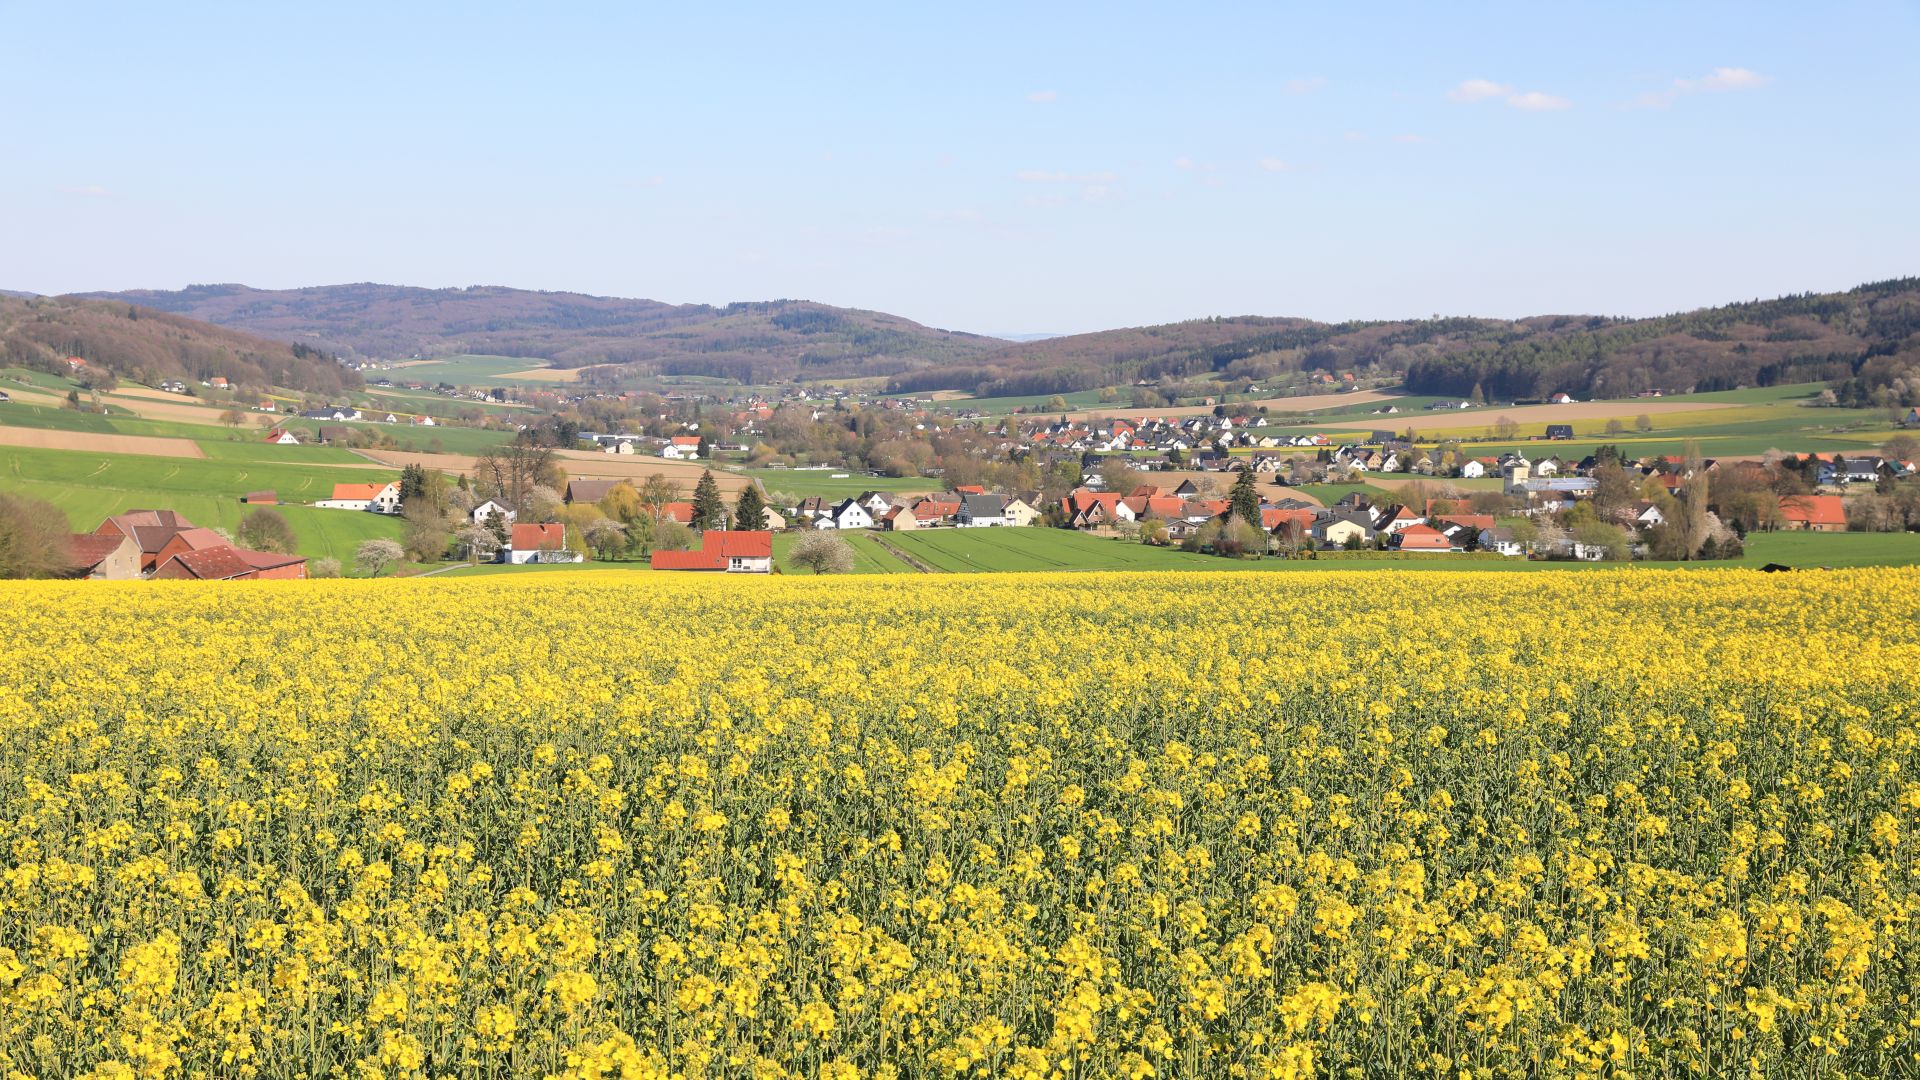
top-left (889, 278), bottom-right (1920, 402)
top-left (0, 294), bottom-right (361, 397)
top-left (76, 283), bottom-right (1003, 383)
top-left (72, 278), bottom-right (1920, 404)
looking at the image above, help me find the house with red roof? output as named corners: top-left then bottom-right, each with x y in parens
top-left (651, 530), bottom-right (773, 573)
top-left (316, 481), bottom-right (402, 513)
top-left (1778, 494), bottom-right (1847, 532)
top-left (662, 435), bottom-right (703, 460)
top-left (153, 546), bottom-right (308, 580)
top-left (505, 523), bottom-right (581, 564)
top-left (64, 532), bottom-right (140, 580)
top-left (1062, 488), bottom-right (1131, 529)
top-left (86, 509), bottom-right (305, 579)
top-left (1391, 524), bottom-right (1454, 552)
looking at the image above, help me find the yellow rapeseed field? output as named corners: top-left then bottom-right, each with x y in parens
top-left (2, 570), bottom-right (1918, 1079)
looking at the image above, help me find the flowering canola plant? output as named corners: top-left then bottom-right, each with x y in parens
top-left (1, 569), bottom-right (1918, 1079)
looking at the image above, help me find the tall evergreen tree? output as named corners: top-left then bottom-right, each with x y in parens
top-left (696, 433), bottom-right (711, 459)
top-left (399, 463), bottom-right (429, 502)
top-left (691, 470), bottom-right (726, 532)
top-left (1228, 466), bottom-right (1262, 527)
top-left (732, 483), bottom-right (768, 532)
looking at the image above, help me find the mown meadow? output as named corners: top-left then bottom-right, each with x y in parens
top-left (1, 570), bottom-right (1917, 1077)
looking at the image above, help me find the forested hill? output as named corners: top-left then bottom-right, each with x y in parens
top-left (885, 278), bottom-right (1920, 403)
top-left (0, 295), bottom-right (361, 396)
top-left (75, 283), bottom-right (1002, 383)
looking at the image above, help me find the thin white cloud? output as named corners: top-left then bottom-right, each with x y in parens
top-left (1393, 134), bottom-right (1432, 144)
top-left (1448, 78), bottom-right (1512, 103)
top-left (1639, 66), bottom-right (1769, 107)
top-left (60, 184), bottom-right (110, 196)
top-left (1283, 76), bottom-right (1328, 95)
top-left (1506, 91), bottom-right (1572, 111)
top-left (1173, 156), bottom-right (1196, 170)
top-left (1341, 131), bottom-right (1368, 143)
top-left (1685, 66), bottom-right (1767, 92)
top-left (1258, 157), bottom-right (1302, 173)
top-left (1450, 78), bottom-right (1572, 111)
top-left (1026, 89), bottom-right (1059, 104)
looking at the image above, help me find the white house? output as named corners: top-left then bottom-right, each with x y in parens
top-left (955, 494), bottom-right (1008, 527)
top-left (505, 523), bottom-right (582, 564)
top-left (662, 436), bottom-right (702, 459)
top-left (830, 499), bottom-right (874, 530)
top-left (264, 429), bottom-right (300, 446)
top-left (1478, 527), bottom-right (1526, 557)
top-left (1458, 459), bottom-right (1487, 479)
top-left (315, 481), bottom-right (403, 513)
top-left (471, 499), bottom-right (517, 525)
top-left (1002, 497), bottom-right (1040, 527)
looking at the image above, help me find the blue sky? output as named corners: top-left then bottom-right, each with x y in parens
top-left (4, 1), bottom-right (1916, 336)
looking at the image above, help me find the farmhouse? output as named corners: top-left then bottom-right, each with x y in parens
top-left (316, 481), bottom-right (403, 513)
top-left (153, 546), bottom-right (309, 581)
top-left (564, 479), bottom-right (620, 504)
top-left (264, 429), bottom-right (300, 445)
top-left (504, 523), bottom-right (582, 564)
top-left (662, 436), bottom-right (702, 460)
top-left (1391, 524), bottom-right (1453, 552)
top-left (1778, 494), bottom-right (1847, 532)
top-left (651, 530), bottom-right (774, 573)
top-left (63, 532), bottom-right (140, 580)
top-left (471, 499), bottom-right (516, 525)
top-left (828, 499), bottom-right (874, 530)
top-left (879, 505), bottom-right (919, 531)
top-left (83, 510), bottom-right (305, 579)
top-left (955, 494), bottom-right (1009, 527)
top-left (1545, 424), bottom-right (1574, 440)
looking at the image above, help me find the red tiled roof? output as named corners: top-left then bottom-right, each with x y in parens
top-left (1779, 494), bottom-right (1846, 527)
top-left (330, 482), bottom-right (390, 501)
top-left (96, 510), bottom-right (191, 539)
top-left (234, 548), bottom-right (307, 571)
top-left (1262, 507), bottom-right (1317, 530)
top-left (660, 502), bottom-right (694, 524)
top-left (670, 435), bottom-right (701, 446)
top-left (154, 546), bottom-right (260, 580)
top-left (66, 534), bottom-right (127, 571)
top-left (1394, 524), bottom-right (1452, 550)
top-left (510, 523), bottom-right (567, 550)
top-left (707, 531), bottom-right (771, 558)
top-left (651, 530), bottom-right (772, 570)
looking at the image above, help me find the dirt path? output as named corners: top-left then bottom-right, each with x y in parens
top-left (358, 449), bottom-right (754, 495)
top-left (1319, 399), bottom-right (1733, 432)
top-left (0, 426), bottom-right (207, 457)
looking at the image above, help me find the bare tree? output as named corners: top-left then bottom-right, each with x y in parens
top-left (0, 492), bottom-right (71, 579)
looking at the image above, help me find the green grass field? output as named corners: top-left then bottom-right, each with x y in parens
top-left (0, 444), bottom-right (405, 566)
top-left (384, 355), bottom-right (569, 386)
top-left (772, 530), bottom-right (918, 574)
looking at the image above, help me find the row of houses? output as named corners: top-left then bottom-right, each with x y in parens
top-left (65, 511), bottom-right (308, 580)
top-left (791, 489), bottom-right (1042, 531)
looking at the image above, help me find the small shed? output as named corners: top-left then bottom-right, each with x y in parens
top-left (240, 491), bottom-right (278, 505)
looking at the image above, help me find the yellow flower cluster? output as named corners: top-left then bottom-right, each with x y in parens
top-left (1, 569), bottom-right (1918, 1078)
